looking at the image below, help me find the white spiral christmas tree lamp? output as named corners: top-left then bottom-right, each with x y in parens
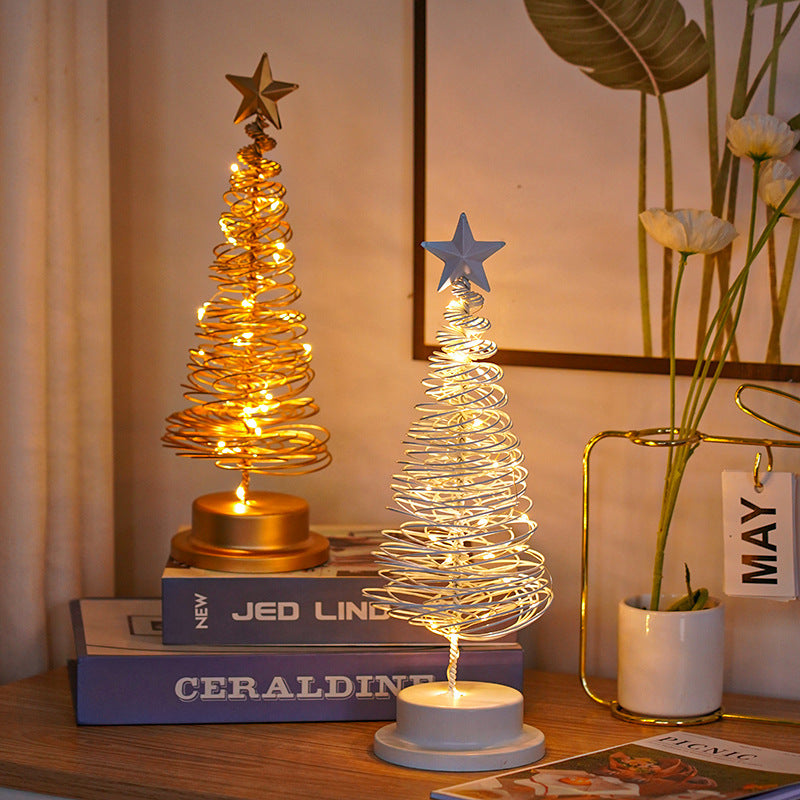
top-left (365, 213), bottom-right (552, 771)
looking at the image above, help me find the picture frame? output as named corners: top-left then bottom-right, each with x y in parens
top-left (412, 0), bottom-right (800, 381)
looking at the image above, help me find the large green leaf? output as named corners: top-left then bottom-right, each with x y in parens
top-left (524, 0), bottom-right (710, 95)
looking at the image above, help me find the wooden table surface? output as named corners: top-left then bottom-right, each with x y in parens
top-left (1, 668), bottom-right (798, 800)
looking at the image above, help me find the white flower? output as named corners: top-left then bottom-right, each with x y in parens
top-left (758, 159), bottom-right (800, 219)
top-left (639, 208), bottom-right (738, 256)
top-left (727, 114), bottom-right (800, 161)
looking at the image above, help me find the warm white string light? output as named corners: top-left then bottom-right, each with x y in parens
top-left (163, 118), bottom-right (330, 494)
top-left (366, 274), bottom-right (552, 688)
top-left (368, 214), bottom-right (551, 771)
top-left (161, 53), bottom-right (331, 574)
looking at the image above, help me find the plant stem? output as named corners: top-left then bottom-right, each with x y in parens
top-left (664, 250), bottom-right (689, 489)
top-left (747, 162), bottom-right (762, 255)
top-left (768, 1), bottom-right (784, 115)
top-left (652, 252), bottom-right (687, 612)
top-left (767, 220), bottom-right (780, 363)
top-left (715, 3), bottom-right (755, 361)
top-left (651, 441), bottom-right (694, 611)
top-left (766, 218), bottom-right (800, 362)
top-left (658, 93), bottom-right (674, 357)
top-left (669, 256), bottom-right (688, 440)
top-left (638, 92), bottom-right (652, 357)
top-left (696, 0), bottom-right (718, 359)
top-left (698, 3), bottom-right (752, 356)
top-left (730, 5), bottom-right (755, 121)
top-left (651, 259), bottom-right (750, 613)
top-left (721, 158), bottom-right (742, 361)
top-left (704, 0), bottom-right (719, 193)
top-left (767, 229), bottom-right (779, 360)
top-left (763, 0), bottom-right (788, 365)
top-left (682, 168), bottom-right (765, 436)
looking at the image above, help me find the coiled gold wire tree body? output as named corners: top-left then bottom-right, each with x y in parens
top-left (163, 53), bottom-right (330, 572)
top-left (365, 214), bottom-right (552, 690)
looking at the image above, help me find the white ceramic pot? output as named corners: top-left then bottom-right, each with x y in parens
top-left (617, 594), bottom-right (724, 719)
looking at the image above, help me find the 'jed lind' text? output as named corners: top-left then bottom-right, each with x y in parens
top-left (193, 593), bottom-right (391, 629)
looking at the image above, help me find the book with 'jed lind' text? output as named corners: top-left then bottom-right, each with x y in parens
top-left (69, 598), bottom-right (524, 726)
top-left (161, 527), bottom-right (447, 646)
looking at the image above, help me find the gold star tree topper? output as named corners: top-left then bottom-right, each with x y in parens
top-left (226, 52), bottom-right (298, 128)
top-left (422, 213), bottom-right (505, 293)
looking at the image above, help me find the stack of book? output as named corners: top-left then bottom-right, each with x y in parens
top-left (70, 526), bottom-right (524, 725)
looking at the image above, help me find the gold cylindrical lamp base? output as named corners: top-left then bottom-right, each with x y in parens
top-left (170, 491), bottom-right (329, 572)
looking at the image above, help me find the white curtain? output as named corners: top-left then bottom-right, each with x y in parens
top-left (0, 0), bottom-right (114, 684)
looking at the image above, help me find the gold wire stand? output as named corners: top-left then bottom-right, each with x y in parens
top-left (580, 385), bottom-right (800, 727)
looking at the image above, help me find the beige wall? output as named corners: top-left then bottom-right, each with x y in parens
top-left (108, 0), bottom-right (800, 699)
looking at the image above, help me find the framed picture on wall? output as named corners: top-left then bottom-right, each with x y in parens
top-left (413, 0), bottom-right (800, 381)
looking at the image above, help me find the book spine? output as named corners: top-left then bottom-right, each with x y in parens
top-left (161, 575), bottom-right (443, 646)
top-left (73, 647), bottom-right (524, 725)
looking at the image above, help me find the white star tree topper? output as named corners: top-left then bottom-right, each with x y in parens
top-left (422, 212), bottom-right (505, 292)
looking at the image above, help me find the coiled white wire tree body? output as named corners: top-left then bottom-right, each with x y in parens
top-left (365, 213), bottom-right (552, 694)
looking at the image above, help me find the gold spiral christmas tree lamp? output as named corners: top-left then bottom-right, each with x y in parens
top-left (163, 53), bottom-right (330, 572)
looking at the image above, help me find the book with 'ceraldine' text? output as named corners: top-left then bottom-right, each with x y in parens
top-left (69, 597), bottom-right (523, 726)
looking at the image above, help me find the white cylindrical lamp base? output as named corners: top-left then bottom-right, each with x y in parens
top-left (373, 681), bottom-right (545, 772)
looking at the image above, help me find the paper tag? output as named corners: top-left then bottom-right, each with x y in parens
top-left (721, 471), bottom-right (798, 600)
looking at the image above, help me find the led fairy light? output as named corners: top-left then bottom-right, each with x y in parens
top-left (163, 53), bottom-right (330, 573)
top-left (365, 213), bottom-right (552, 771)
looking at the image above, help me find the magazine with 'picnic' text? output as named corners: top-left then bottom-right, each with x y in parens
top-left (432, 732), bottom-right (800, 800)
